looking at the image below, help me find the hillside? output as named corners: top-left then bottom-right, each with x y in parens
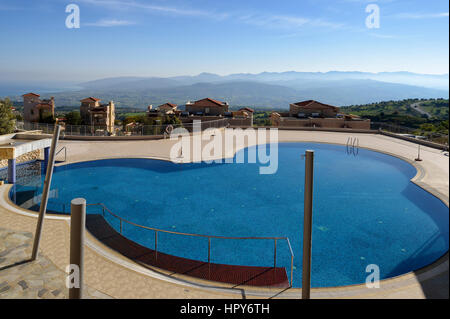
top-left (6, 80), bottom-right (447, 110)
top-left (341, 98), bottom-right (449, 141)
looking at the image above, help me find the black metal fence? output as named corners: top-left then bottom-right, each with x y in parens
top-left (16, 119), bottom-right (230, 137)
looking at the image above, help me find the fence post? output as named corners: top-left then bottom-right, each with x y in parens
top-left (302, 150), bottom-right (314, 299)
top-left (69, 198), bottom-right (86, 299)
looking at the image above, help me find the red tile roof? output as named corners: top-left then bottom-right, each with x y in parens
top-left (292, 100), bottom-right (338, 111)
top-left (36, 103), bottom-right (53, 108)
top-left (80, 97), bottom-right (101, 102)
top-left (239, 107), bottom-right (254, 113)
top-left (195, 98), bottom-right (226, 106)
top-left (158, 103), bottom-right (178, 108)
top-left (22, 93), bottom-right (40, 97)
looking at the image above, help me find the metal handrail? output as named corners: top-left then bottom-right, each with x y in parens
top-left (55, 146), bottom-right (67, 162)
top-left (346, 137), bottom-right (359, 156)
top-left (352, 137), bottom-right (359, 156)
top-left (87, 202), bottom-right (295, 287)
top-left (346, 137), bottom-right (352, 154)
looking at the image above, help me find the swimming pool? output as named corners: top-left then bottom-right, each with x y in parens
top-left (10, 143), bottom-right (449, 288)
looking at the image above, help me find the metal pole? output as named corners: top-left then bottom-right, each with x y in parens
top-left (208, 237), bottom-right (211, 265)
top-left (415, 145), bottom-right (422, 161)
top-left (302, 150), bottom-right (314, 299)
top-left (273, 239), bottom-right (277, 268)
top-left (155, 231), bottom-right (158, 261)
top-left (69, 198), bottom-right (86, 299)
top-left (31, 125), bottom-right (61, 261)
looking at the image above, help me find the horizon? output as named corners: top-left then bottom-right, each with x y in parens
top-left (0, 0), bottom-right (449, 83)
top-left (2, 69), bottom-right (448, 87)
top-left (84, 70), bottom-right (450, 82)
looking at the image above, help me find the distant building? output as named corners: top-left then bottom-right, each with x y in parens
top-left (80, 97), bottom-right (115, 134)
top-left (185, 98), bottom-right (229, 116)
top-left (144, 98), bottom-right (254, 127)
top-left (271, 100), bottom-right (370, 129)
top-left (156, 103), bottom-right (178, 115)
top-left (22, 93), bottom-right (55, 123)
top-left (289, 100), bottom-right (339, 118)
top-left (232, 107), bottom-right (254, 126)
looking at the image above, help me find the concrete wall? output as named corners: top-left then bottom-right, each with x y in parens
top-left (272, 117), bottom-right (371, 130)
top-left (0, 149), bottom-right (41, 168)
top-left (229, 118), bottom-right (253, 127)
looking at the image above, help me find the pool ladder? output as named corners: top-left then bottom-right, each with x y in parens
top-left (346, 137), bottom-right (359, 156)
top-left (55, 146), bottom-right (67, 162)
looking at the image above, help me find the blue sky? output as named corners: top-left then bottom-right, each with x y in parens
top-left (0, 0), bottom-right (448, 82)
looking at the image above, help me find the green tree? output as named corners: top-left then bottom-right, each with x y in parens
top-left (0, 98), bottom-right (16, 135)
top-left (162, 115), bottom-right (182, 125)
top-left (65, 111), bottom-right (82, 125)
top-left (39, 110), bottom-right (56, 124)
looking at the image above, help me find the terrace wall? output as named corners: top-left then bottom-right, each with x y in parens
top-left (273, 117), bottom-right (371, 130)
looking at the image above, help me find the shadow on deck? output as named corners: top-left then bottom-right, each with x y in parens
top-left (86, 214), bottom-right (289, 288)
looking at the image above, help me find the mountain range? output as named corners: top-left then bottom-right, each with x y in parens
top-left (2, 71), bottom-right (448, 109)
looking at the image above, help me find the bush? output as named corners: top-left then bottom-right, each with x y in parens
top-left (65, 111), bottom-right (82, 125)
top-left (0, 98), bottom-right (16, 135)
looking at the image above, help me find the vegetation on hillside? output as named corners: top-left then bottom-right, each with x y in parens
top-left (253, 111), bottom-right (273, 126)
top-left (342, 98), bottom-right (449, 143)
top-left (342, 98), bottom-right (448, 120)
top-left (0, 98), bottom-right (16, 135)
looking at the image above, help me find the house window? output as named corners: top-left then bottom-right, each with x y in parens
top-left (205, 108), bottom-right (210, 114)
top-left (30, 109), bottom-right (34, 115)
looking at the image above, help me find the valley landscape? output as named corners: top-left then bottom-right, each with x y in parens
top-left (1, 71), bottom-right (448, 109)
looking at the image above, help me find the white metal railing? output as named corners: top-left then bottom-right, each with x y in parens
top-left (87, 202), bottom-right (294, 286)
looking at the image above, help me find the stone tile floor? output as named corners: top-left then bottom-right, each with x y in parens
top-left (0, 227), bottom-right (111, 299)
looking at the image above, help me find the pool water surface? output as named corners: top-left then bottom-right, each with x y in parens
top-left (10, 143), bottom-right (449, 287)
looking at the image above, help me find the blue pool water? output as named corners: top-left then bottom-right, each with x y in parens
top-left (10, 143), bottom-right (449, 287)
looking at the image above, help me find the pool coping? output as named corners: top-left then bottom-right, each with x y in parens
top-left (1, 132), bottom-right (448, 298)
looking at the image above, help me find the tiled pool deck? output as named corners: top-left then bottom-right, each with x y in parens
top-left (0, 130), bottom-right (448, 299)
top-left (0, 227), bottom-right (111, 299)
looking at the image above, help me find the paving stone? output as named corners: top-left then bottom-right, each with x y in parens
top-left (37, 288), bottom-right (48, 297)
top-left (0, 228), bottom-right (109, 299)
top-left (17, 280), bottom-right (28, 290)
top-left (0, 249), bottom-right (11, 258)
top-left (51, 289), bottom-right (61, 296)
top-left (27, 279), bottom-right (44, 288)
top-left (0, 285), bottom-right (11, 293)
